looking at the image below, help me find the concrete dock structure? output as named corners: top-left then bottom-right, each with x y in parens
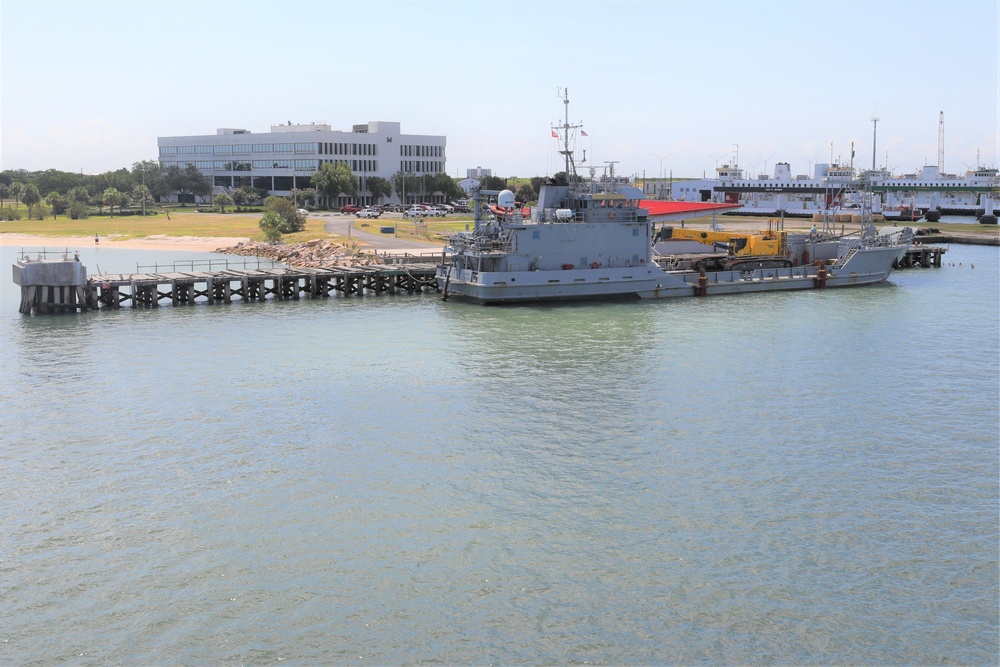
top-left (13, 253), bottom-right (89, 314)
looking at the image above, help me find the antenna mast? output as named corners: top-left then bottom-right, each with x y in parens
top-left (871, 109), bottom-right (879, 171)
top-left (937, 111), bottom-right (945, 171)
top-left (553, 87), bottom-right (582, 183)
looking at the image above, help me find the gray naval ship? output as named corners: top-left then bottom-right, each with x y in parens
top-left (436, 91), bottom-right (913, 304)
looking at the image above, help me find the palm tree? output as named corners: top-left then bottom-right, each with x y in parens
top-left (102, 187), bottom-right (126, 216)
top-left (9, 182), bottom-right (23, 207)
top-left (21, 183), bottom-right (41, 217)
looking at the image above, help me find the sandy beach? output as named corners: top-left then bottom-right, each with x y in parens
top-left (0, 233), bottom-right (251, 252)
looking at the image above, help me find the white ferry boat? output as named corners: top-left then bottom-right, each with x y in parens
top-left (664, 162), bottom-right (997, 222)
top-left (435, 91), bottom-right (913, 304)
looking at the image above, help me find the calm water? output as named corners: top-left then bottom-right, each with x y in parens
top-left (2, 243), bottom-right (997, 665)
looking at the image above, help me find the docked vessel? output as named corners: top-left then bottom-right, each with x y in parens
top-left (435, 91), bottom-right (913, 304)
top-left (663, 163), bottom-right (997, 221)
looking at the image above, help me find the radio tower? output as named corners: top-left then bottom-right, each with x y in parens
top-left (871, 110), bottom-right (879, 170)
top-left (937, 111), bottom-right (945, 171)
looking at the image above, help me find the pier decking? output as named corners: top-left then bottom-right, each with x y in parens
top-left (14, 253), bottom-right (440, 314)
top-left (88, 263), bottom-right (440, 310)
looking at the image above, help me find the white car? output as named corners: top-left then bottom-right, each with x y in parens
top-left (356, 208), bottom-right (381, 219)
top-left (297, 209), bottom-right (309, 216)
top-left (404, 207), bottom-right (427, 217)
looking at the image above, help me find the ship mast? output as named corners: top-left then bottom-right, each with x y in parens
top-left (554, 87), bottom-right (583, 184)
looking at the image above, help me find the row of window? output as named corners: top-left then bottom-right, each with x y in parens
top-left (317, 159), bottom-right (378, 172)
top-left (162, 157), bottom-right (443, 175)
top-left (319, 142), bottom-right (377, 156)
top-left (163, 160), bottom-right (318, 171)
top-left (160, 142), bottom-right (318, 156)
top-left (400, 160), bottom-right (442, 173)
top-left (401, 144), bottom-right (442, 157)
top-left (161, 141), bottom-right (447, 160)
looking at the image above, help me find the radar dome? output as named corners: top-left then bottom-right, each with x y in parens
top-left (497, 190), bottom-right (516, 209)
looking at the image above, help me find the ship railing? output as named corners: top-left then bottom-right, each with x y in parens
top-left (449, 234), bottom-right (515, 255)
top-left (835, 237), bottom-right (864, 264)
top-left (535, 208), bottom-right (639, 224)
top-left (679, 266), bottom-right (815, 285)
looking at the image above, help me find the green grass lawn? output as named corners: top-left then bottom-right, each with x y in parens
top-left (0, 206), bottom-right (331, 243)
top-left (3, 204), bottom-right (995, 245)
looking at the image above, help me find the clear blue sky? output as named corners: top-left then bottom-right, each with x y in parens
top-left (2, 0), bottom-right (998, 180)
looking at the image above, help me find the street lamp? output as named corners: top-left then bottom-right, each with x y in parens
top-left (651, 152), bottom-right (671, 179)
top-left (651, 152), bottom-right (671, 199)
top-left (803, 156), bottom-right (819, 179)
top-left (759, 155), bottom-right (773, 179)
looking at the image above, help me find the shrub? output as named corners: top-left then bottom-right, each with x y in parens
top-left (67, 201), bottom-right (90, 219)
top-left (0, 205), bottom-right (22, 221)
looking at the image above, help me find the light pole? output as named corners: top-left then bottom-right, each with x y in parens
top-left (803, 156), bottom-right (819, 179)
top-left (651, 152), bottom-right (670, 199)
top-left (759, 155), bottom-right (773, 179)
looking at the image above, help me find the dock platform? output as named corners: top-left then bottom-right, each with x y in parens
top-left (894, 244), bottom-right (947, 269)
top-left (86, 263), bottom-right (440, 309)
top-left (14, 252), bottom-right (441, 314)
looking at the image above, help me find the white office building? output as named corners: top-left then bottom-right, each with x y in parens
top-left (157, 121), bottom-right (447, 206)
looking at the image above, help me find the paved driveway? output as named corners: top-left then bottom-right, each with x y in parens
top-left (316, 212), bottom-right (443, 254)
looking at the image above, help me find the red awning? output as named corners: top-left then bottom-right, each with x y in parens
top-left (640, 200), bottom-right (742, 222)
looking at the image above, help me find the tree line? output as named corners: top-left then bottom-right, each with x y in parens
top-left (0, 161), bottom-right (548, 222)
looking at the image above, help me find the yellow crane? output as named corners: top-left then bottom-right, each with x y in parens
top-left (654, 225), bottom-right (792, 270)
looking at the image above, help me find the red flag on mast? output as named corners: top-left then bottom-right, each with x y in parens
top-left (551, 130), bottom-right (558, 138)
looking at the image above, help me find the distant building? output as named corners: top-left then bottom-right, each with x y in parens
top-left (466, 167), bottom-right (491, 179)
top-left (157, 121), bottom-right (447, 206)
top-left (457, 178), bottom-right (480, 194)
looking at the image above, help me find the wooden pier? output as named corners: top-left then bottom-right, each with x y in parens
top-left (85, 262), bottom-right (440, 310)
top-left (894, 244), bottom-right (947, 269)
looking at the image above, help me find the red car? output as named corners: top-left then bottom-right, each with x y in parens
top-left (340, 204), bottom-right (362, 214)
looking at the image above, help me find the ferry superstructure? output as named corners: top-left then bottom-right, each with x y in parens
top-left (666, 163), bottom-right (997, 221)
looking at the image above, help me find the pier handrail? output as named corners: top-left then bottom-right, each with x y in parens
top-left (135, 257), bottom-right (278, 273)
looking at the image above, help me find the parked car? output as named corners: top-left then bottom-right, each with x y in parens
top-left (340, 204), bottom-right (362, 214)
top-left (426, 206), bottom-right (447, 216)
top-left (356, 208), bottom-right (381, 219)
top-left (297, 209), bottom-right (309, 216)
top-left (404, 207), bottom-right (426, 218)
top-left (437, 203), bottom-right (454, 213)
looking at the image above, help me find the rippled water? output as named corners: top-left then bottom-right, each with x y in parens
top-left (2, 244), bottom-right (997, 665)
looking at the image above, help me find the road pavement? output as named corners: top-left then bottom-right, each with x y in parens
top-left (316, 211), bottom-right (443, 254)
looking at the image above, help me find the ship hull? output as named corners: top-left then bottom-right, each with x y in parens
top-left (437, 244), bottom-right (906, 304)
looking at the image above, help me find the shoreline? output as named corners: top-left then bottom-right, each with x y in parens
top-left (0, 233), bottom-right (251, 252)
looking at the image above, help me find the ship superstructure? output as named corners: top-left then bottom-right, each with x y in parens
top-left (435, 90), bottom-right (913, 304)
